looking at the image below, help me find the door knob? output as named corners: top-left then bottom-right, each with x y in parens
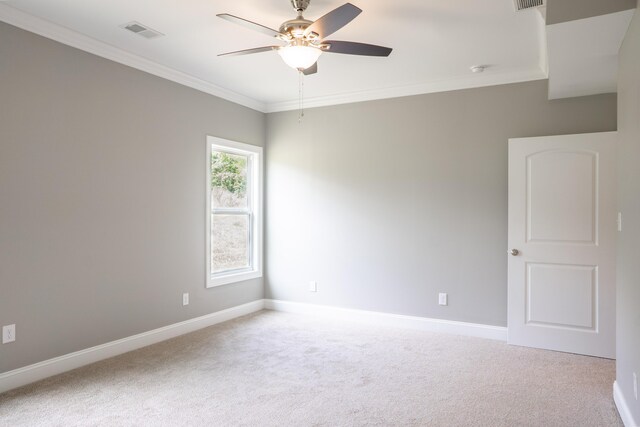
top-left (509, 249), bottom-right (520, 256)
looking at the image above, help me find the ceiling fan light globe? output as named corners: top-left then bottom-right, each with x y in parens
top-left (278, 45), bottom-right (322, 71)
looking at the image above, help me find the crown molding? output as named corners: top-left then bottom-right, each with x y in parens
top-left (266, 66), bottom-right (548, 113)
top-left (0, 3), bottom-right (549, 115)
top-left (0, 3), bottom-right (267, 113)
top-left (536, 12), bottom-right (549, 76)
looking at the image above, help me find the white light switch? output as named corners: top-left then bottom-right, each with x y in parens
top-left (309, 281), bottom-right (317, 292)
top-left (439, 293), bottom-right (448, 306)
top-left (2, 324), bottom-right (15, 344)
top-left (182, 293), bottom-right (189, 306)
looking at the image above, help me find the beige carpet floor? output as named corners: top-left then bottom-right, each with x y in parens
top-left (0, 310), bottom-right (622, 426)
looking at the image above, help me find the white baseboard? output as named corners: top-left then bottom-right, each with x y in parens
top-left (0, 299), bottom-right (507, 395)
top-left (614, 380), bottom-right (640, 427)
top-left (264, 299), bottom-right (507, 341)
top-left (0, 299), bottom-right (264, 394)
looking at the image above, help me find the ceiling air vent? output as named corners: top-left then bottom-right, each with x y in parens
top-left (513, 0), bottom-right (545, 11)
top-left (121, 21), bottom-right (164, 39)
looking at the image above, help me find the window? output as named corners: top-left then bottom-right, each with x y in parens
top-left (206, 136), bottom-right (262, 287)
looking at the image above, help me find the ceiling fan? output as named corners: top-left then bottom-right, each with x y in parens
top-left (217, 0), bottom-right (393, 75)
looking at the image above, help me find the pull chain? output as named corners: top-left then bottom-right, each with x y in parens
top-left (298, 70), bottom-right (305, 123)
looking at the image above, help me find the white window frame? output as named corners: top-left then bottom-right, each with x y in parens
top-left (206, 136), bottom-right (263, 288)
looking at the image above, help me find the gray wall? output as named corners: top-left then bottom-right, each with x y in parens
top-left (616, 4), bottom-right (640, 421)
top-left (265, 81), bottom-right (616, 327)
top-left (0, 22), bottom-right (264, 373)
top-left (0, 11), bottom-right (625, 379)
top-left (547, 0), bottom-right (636, 25)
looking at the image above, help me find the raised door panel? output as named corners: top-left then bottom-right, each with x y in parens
top-left (527, 151), bottom-right (597, 245)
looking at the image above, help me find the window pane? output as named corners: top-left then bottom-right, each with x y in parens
top-left (211, 214), bottom-right (250, 273)
top-left (210, 151), bottom-right (248, 209)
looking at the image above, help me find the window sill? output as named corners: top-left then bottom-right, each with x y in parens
top-left (207, 270), bottom-right (262, 288)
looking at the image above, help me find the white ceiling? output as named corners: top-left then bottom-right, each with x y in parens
top-left (0, 0), bottom-right (548, 112)
top-left (547, 9), bottom-right (634, 99)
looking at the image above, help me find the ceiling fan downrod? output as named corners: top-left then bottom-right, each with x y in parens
top-left (291, 0), bottom-right (311, 15)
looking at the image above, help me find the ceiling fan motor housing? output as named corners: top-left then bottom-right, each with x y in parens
top-left (279, 18), bottom-right (315, 39)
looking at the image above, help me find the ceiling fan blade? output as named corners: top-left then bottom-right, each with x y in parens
top-left (303, 62), bottom-right (318, 75)
top-left (323, 40), bottom-right (392, 57)
top-left (304, 3), bottom-right (362, 40)
top-left (218, 46), bottom-right (279, 57)
top-left (217, 14), bottom-right (284, 39)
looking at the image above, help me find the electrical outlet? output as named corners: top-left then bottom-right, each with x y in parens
top-left (438, 293), bottom-right (448, 306)
top-left (634, 372), bottom-right (638, 401)
top-left (2, 324), bottom-right (15, 344)
top-left (182, 293), bottom-right (189, 306)
top-left (309, 281), bottom-right (317, 293)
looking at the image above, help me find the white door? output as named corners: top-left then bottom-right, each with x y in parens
top-left (508, 132), bottom-right (616, 359)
